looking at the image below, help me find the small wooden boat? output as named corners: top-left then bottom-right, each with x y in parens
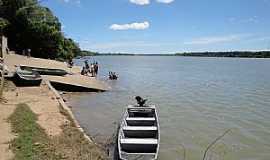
top-left (20, 65), bottom-right (68, 76)
top-left (13, 68), bottom-right (42, 86)
top-left (118, 105), bottom-right (160, 160)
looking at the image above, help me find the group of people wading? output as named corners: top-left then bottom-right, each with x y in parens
top-left (80, 59), bottom-right (118, 80)
top-left (109, 71), bottom-right (118, 80)
top-left (81, 60), bottom-right (99, 77)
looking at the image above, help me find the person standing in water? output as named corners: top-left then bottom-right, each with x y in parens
top-left (67, 58), bottom-right (73, 69)
top-left (90, 63), bottom-right (95, 77)
top-left (81, 66), bottom-right (87, 75)
top-left (84, 60), bottom-right (90, 73)
top-left (94, 62), bottom-right (99, 76)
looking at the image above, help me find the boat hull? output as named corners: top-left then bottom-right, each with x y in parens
top-left (20, 65), bottom-right (68, 76)
top-left (118, 105), bottom-right (160, 160)
top-left (13, 70), bottom-right (42, 87)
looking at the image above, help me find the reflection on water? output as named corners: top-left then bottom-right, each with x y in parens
top-left (66, 56), bottom-right (270, 160)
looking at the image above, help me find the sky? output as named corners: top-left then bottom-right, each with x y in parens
top-left (41, 0), bottom-right (270, 54)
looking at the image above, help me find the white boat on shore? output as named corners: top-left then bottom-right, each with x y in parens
top-left (118, 105), bottom-right (160, 160)
top-left (13, 67), bottom-right (42, 86)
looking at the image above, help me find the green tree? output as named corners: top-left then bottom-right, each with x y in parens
top-left (0, 0), bottom-right (81, 59)
top-left (58, 38), bottom-right (81, 60)
top-left (0, 0), bottom-right (38, 21)
top-left (0, 18), bottom-right (9, 34)
top-left (14, 5), bottom-right (63, 58)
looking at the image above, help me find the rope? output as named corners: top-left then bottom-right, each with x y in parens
top-left (202, 129), bottom-right (232, 160)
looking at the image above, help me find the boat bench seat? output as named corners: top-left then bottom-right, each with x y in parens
top-left (121, 138), bottom-right (158, 144)
top-left (128, 109), bottom-right (154, 117)
top-left (22, 75), bottom-right (38, 78)
top-left (126, 117), bottom-right (155, 121)
top-left (123, 126), bottom-right (157, 131)
top-left (128, 105), bottom-right (156, 109)
top-left (126, 117), bottom-right (156, 126)
top-left (123, 126), bottom-right (158, 138)
top-left (120, 138), bottom-right (158, 153)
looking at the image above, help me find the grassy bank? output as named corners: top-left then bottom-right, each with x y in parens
top-left (8, 103), bottom-right (106, 160)
top-left (8, 103), bottom-right (61, 159)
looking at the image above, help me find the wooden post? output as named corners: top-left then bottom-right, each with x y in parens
top-left (0, 35), bottom-right (2, 58)
top-left (0, 35), bottom-right (7, 99)
top-left (0, 70), bottom-right (4, 99)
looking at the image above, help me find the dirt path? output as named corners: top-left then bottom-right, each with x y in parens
top-left (4, 83), bottom-right (69, 137)
top-left (0, 82), bottom-right (69, 160)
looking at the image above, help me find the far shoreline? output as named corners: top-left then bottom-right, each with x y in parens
top-left (75, 50), bottom-right (270, 59)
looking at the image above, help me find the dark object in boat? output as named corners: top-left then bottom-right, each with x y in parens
top-left (118, 105), bottom-right (160, 160)
top-left (13, 68), bottom-right (42, 86)
top-left (109, 71), bottom-right (118, 80)
top-left (20, 65), bottom-right (68, 76)
top-left (135, 96), bottom-right (147, 107)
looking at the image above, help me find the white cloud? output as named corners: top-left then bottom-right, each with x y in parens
top-left (184, 34), bottom-right (248, 45)
top-left (229, 16), bottom-right (259, 24)
top-left (60, 0), bottom-right (80, 4)
top-left (156, 0), bottom-right (175, 4)
top-left (110, 21), bottom-right (150, 30)
top-left (130, 0), bottom-right (150, 5)
top-left (246, 16), bottom-right (259, 23)
top-left (129, 0), bottom-right (175, 5)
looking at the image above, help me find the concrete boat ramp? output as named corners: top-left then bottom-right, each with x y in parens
top-left (4, 53), bottom-right (110, 92)
top-left (42, 75), bottom-right (109, 92)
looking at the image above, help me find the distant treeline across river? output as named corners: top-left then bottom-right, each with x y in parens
top-left (176, 51), bottom-right (270, 58)
top-left (77, 51), bottom-right (270, 58)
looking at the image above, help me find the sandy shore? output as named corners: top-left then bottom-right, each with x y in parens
top-left (4, 53), bottom-right (110, 91)
top-left (0, 53), bottom-right (108, 159)
top-left (3, 53), bottom-right (81, 74)
top-left (3, 83), bottom-right (69, 136)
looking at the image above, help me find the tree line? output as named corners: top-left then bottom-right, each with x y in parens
top-left (0, 0), bottom-right (82, 60)
top-left (75, 51), bottom-right (270, 58)
top-left (175, 51), bottom-right (270, 58)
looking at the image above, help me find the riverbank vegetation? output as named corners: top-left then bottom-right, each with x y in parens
top-left (76, 51), bottom-right (270, 58)
top-left (8, 103), bottom-right (106, 160)
top-left (176, 51), bottom-right (270, 58)
top-left (77, 50), bottom-right (100, 57)
top-left (0, 0), bottom-right (80, 60)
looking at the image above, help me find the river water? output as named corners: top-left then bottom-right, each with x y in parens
top-left (67, 56), bottom-right (270, 160)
